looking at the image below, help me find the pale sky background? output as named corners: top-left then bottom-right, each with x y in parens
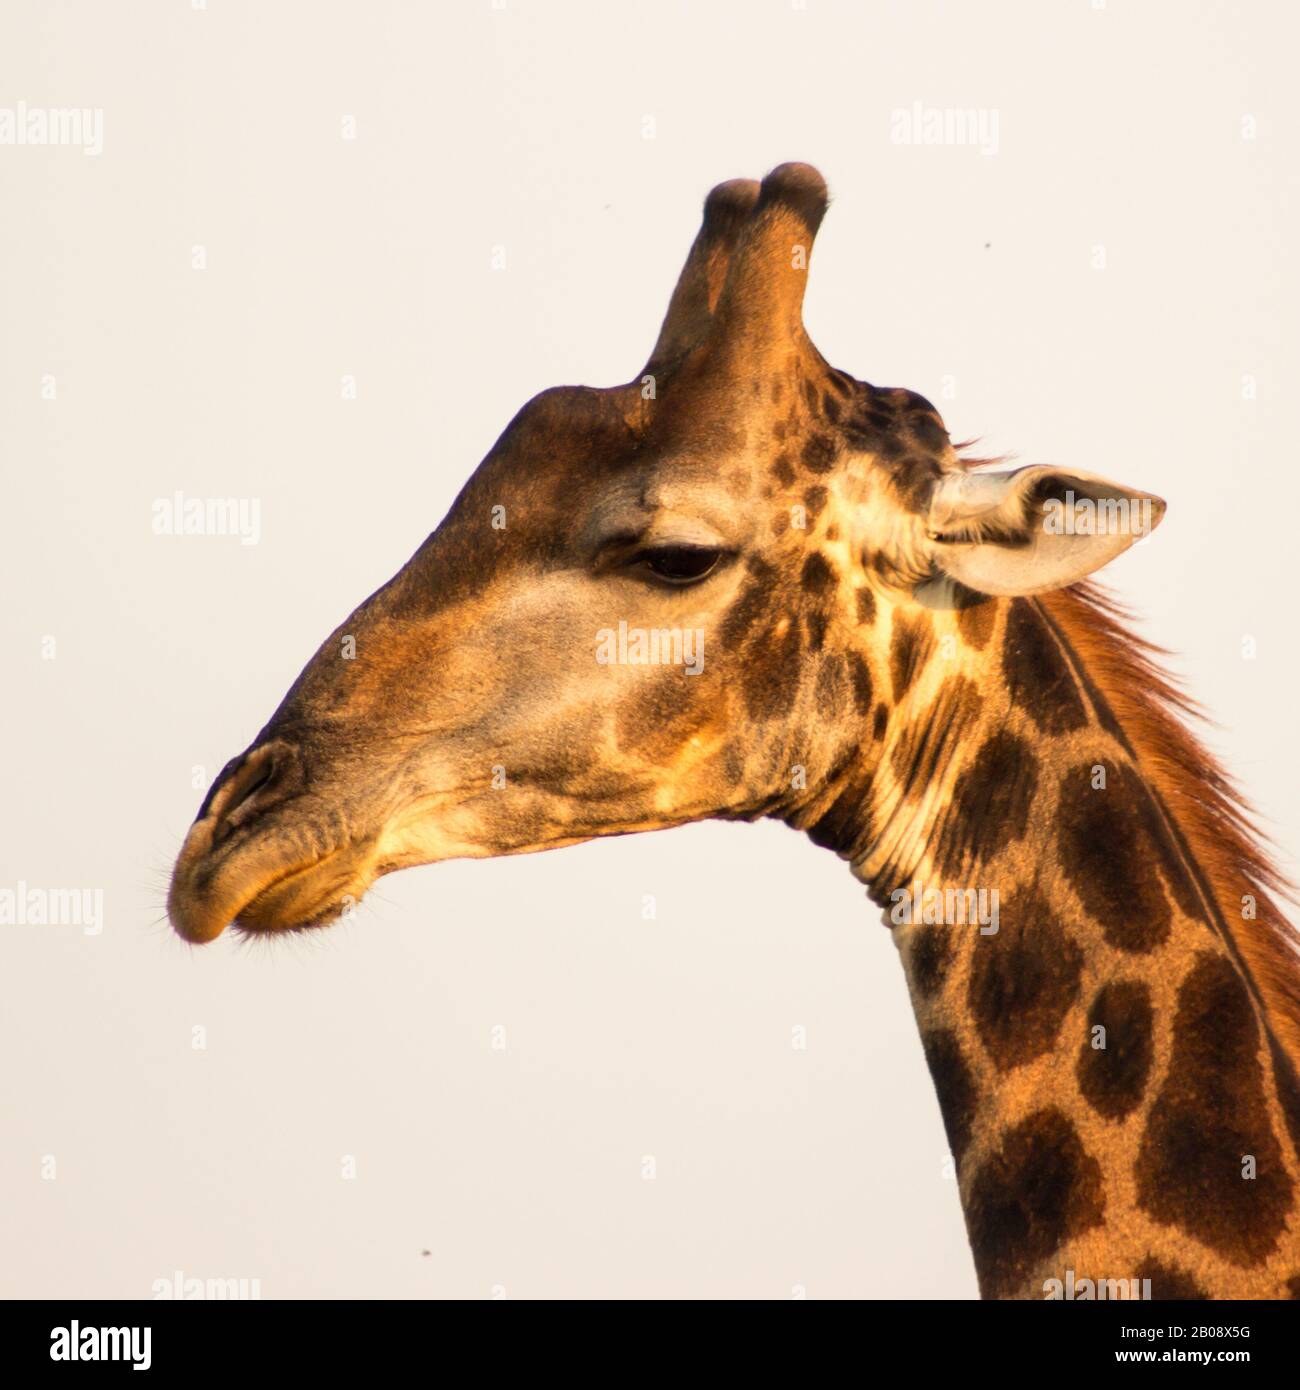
top-left (2, 0), bottom-right (1296, 1299)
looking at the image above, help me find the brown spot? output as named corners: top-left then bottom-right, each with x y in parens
top-left (935, 730), bottom-right (1035, 880)
top-left (1002, 600), bottom-right (1088, 733)
top-left (803, 608), bottom-right (828, 652)
top-left (613, 667), bottom-right (701, 758)
top-left (771, 452), bottom-right (796, 487)
top-left (909, 925), bottom-right (954, 998)
top-left (1136, 952), bottom-right (1293, 1266)
top-left (889, 613), bottom-right (933, 702)
top-left (910, 411), bottom-right (949, 454)
top-left (1076, 981), bottom-right (1155, 1120)
top-left (855, 587), bottom-right (876, 626)
top-left (802, 485), bottom-right (828, 520)
top-left (800, 551), bottom-right (835, 596)
top-left (719, 574), bottom-right (768, 648)
top-left (956, 597), bottom-right (996, 651)
top-left (822, 392), bottom-right (841, 422)
top-left (966, 1109), bottom-right (1104, 1299)
top-left (848, 652), bottom-right (873, 715)
top-left (738, 615), bottom-right (803, 721)
top-left (802, 377), bottom-right (819, 412)
top-left (967, 884), bottom-right (1083, 1073)
top-left (769, 510), bottom-right (790, 536)
top-left (871, 704), bottom-right (888, 741)
top-left (801, 433), bottom-right (837, 474)
top-left (872, 430), bottom-right (907, 461)
top-left (868, 547), bottom-right (894, 579)
top-left (1057, 762), bottom-right (1173, 954)
top-left (1287, 1274), bottom-right (1300, 1299)
top-left (1135, 1259), bottom-right (1208, 1301)
top-left (920, 1028), bottom-right (977, 1164)
top-left (892, 454), bottom-right (943, 511)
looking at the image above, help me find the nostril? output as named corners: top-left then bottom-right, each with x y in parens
top-left (203, 740), bottom-right (300, 846)
top-left (234, 758), bottom-right (275, 805)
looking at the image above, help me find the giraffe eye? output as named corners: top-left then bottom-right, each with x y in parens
top-left (635, 544), bottom-right (724, 585)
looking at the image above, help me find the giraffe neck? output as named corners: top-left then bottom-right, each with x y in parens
top-left (791, 593), bottom-right (1300, 1299)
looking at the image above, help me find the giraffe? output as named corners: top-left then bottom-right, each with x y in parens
top-left (168, 163), bottom-right (1300, 1299)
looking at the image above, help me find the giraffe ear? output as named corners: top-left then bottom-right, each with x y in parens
top-left (924, 466), bottom-right (1166, 597)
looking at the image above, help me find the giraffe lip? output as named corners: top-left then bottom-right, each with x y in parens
top-left (232, 848), bottom-right (365, 935)
top-left (167, 811), bottom-right (371, 942)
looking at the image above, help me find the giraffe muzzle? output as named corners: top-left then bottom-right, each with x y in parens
top-left (167, 738), bottom-right (379, 943)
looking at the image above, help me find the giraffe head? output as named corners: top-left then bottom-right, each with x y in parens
top-left (168, 163), bottom-right (1164, 943)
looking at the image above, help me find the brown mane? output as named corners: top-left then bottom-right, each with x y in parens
top-left (1040, 581), bottom-right (1300, 1065)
